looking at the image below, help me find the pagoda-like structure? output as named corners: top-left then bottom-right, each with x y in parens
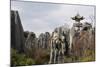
top-left (71, 13), bottom-right (84, 31)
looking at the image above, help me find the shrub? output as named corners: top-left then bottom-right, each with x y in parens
top-left (11, 48), bottom-right (35, 66)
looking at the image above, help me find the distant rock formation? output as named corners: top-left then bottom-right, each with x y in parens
top-left (11, 10), bottom-right (25, 52)
top-left (38, 32), bottom-right (50, 49)
top-left (24, 31), bottom-right (51, 51)
top-left (24, 31), bottom-right (36, 49)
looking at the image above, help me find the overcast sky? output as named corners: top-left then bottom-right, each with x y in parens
top-left (11, 1), bottom-right (95, 37)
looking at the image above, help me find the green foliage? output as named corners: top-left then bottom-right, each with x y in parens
top-left (11, 48), bottom-right (35, 66)
top-left (11, 48), bottom-right (50, 66)
top-left (64, 49), bottom-right (95, 63)
top-left (79, 49), bottom-right (95, 62)
top-left (11, 47), bottom-right (95, 65)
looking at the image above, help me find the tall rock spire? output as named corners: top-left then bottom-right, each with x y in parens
top-left (11, 10), bottom-right (25, 52)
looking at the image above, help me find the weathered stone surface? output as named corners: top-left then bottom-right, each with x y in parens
top-left (49, 32), bottom-right (64, 64)
top-left (38, 32), bottom-right (50, 49)
top-left (11, 10), bottom-right (25, 52)
top-left (54, 25), bottom-right (70, 54)
top-left (49, 25), bottom-right (70, 64)
top-left (24, 32), bottom-right (36, 49)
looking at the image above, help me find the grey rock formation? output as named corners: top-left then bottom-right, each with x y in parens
top-left (38, 32), bottom-right (50, 49)
top-left (49, 32), bottom-right (65, 64)
top-left (11, 10), bottom-right (25, 52)
top-left (49, 25), bottom-right (70, 64)
top-left (54, 25), bottom-right (70, 54)
top-left (24, 31), bottom-right (36, 49)
top-left (38, 33), bottom-right (45, 48)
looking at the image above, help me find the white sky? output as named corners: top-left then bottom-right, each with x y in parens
top-left (11, 1), bottom-right (95, 37)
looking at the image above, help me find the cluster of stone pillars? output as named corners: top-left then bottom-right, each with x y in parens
top-left (49, 32), bottom-right (65, 64)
